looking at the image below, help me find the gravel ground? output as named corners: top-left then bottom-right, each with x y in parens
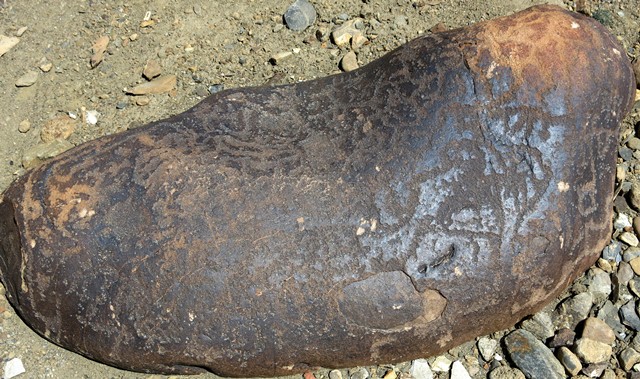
top-left (1, 0), bottom-right (640, 378)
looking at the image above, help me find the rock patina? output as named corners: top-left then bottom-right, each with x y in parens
top-left (0, 5), bottom-right (635, 377)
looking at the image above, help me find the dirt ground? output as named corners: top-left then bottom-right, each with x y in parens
top-left (0, 0), bottom-right (639, 378)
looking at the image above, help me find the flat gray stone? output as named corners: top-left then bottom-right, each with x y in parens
top-left (504, 330), bottom-right (564, 379)
top-left (283, 0), bottom-right (316, 31)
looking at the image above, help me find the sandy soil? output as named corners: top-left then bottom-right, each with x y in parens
top-left (0, 0), bottom-right (639, 378)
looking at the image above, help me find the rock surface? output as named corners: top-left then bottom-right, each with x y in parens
top-left (0, 5), bottom-right (635, 377)
top-left (0, 1), bottom-right (637, 379)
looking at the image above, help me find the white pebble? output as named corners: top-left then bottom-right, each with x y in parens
top-left (450, 361), bottom-right (472, 379)
top-left (3, 358), bottom-right (25, 379)
top-left (409, 359), bottom-right (433, 379)
top-left (86, 110), bottom-right (99, 125)
top-left (615, 213), bottom-right (632, 230)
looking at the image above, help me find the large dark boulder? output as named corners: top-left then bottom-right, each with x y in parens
top-left (0, 5), bottom-right (634, 377)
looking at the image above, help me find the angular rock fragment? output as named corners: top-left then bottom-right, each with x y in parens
top-left (0, 35), bottom-right (19, 57)
top-left (504, 330), bottom-right (565, 379)
top-left (127, 74), bottom-right (176, 95)
top-left (0, 5), bottom-right (634, 377)
top-left (90, 35), bottom-right (109, 68)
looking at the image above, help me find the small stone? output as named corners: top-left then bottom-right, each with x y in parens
top-left (208, 84), bottom-right (224, 94)
top-left (520, 312), bottom-right (554, 340)
top-left (16, 26), bottom-right (28, 37)
top-left (143, 60), bottom-right (162, 80)
top-left (140, 19), bottom-right (155, 28)
top-left (450, 361), bottom-right (471, 379)
top-left (90, 35), bottom-right (109, 68)
top-left (573, 338), bottom-right (612, 364)
top-left (195, 86), bottom-right (209, 98)
top-left (15, 70), bottom-right (38, 87)
top-left (315, 27), bottom-right (330, 42)
top-left (548, 328), bottom-right (576, 348)
top-left (581, 362), bottom-right (607, 378)
top-left (409, 359), bottom-right (433, 379)
top-left (381, 370), bottom-right (396, 379)
top-left (39, 61), bottom-right (53, 72)
top-left (478, 337), bottom-right (499, 361)
top-left (504, 330), bottom-right (564, 379)
top-left (351, 33), bottom-right (368, 49)
top-left (630, 181), bottom-right (640, 211)
top-left (602, 241), bottom-right (622, 261)
top-left (618, 261), bottom-right (634, 285)
top-left (115, 101), bottom-right (128, 110)
top-left (462, 355), bottom-right (479, 376)
top-left (430, 355), bottom-right (451, 372)
top-left (329, 370), bottom-right (343, 379)
top-left (620, 232), bottom-right (639, 247)
top-left (0, 34), bottom-right (20, 57)
top-left (488, 366), bottom-right (525, 379)
top-left (41, 115), bottom-right (76, 142)
top-left (635, 217), bottom-right (640, 236)
top-left (630, 257), bottom-right (640, 274)
top-left (619, 347), bottom-right (640, 371)
top-left (135, 96), bottom-right (150, 106)
top-left (581, 317), bottom-right (615, 345)
top-left (633, 279), bottom-right (640, 298)
top-left (625, 247), bottom-right (640, 262)
top-left (629, 137), bottom-right (640, 151)
top-left (128, 75), bottom-right (176, 95)
top-left (270, 51), bottom-right (293, 65)
top-left (340, 51), bottom-right (358, 72)
top-left (596, 258), bottom-right (613, 272)
top-left (283, 0), bottom-right (316, 31)
top-left (621, 146), bottom-right (635, 161)
top-left (18, 119), bottom-right (30, 133)
top-left (633, 334), bottom-right (640, 351)
top-left (614, 213), bottom-right (632, 230)
top-left (556, 346), bottom-right (582, 376)
top-left (597, 300), bottom-right (626, 334)
top-left (617, 164), bottom-right (626, 182)
top-left (558, 292), bottom-right (593, 328)
top-left (85, 110), bottom-right (99, 125)
top-left (129, 33), bottom-right (138, 41)
top-left (22, 139), bottom-right (74, 168)
top-left (3, 357), bottom-right (25, 379)
top-left (331, 19), bottom-right (363, 48)
top-left (600, 369), bottom-right (616, 379)
top-left (620, 300), bottom-right (640, 331)
top-left (447, 340), bottom-right (475, 358)
top-left (349, 367), bottom-right (368, 379)
top-left (617, 195), bottom-right (635, 214)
